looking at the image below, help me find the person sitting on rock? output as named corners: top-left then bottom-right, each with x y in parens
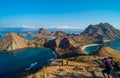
top-left (102, 58), bottom-right (112, 78)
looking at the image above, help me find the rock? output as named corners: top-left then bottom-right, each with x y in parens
top-left (38, 28), bottom-right (47, 34)
top-left (81, 23), bottom-right (120, 40)
top-left (36, 28), bottom-right (52, 36)
top-left (58, 37), bottom-right (72, 49)
top-left (17, 33), bottom-right (27, 37)
top-left (55, 31), bottom-right (66, 37)
top-left (36, 28), bottom-right (66, 37)
top-left (44, 37), bottom-right (88, 58)
top-left (31, 37), bottom-right (49, 47)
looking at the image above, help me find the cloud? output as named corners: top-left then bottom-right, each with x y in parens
top-left (21, 25), bottom-right (38, 29)
top-left (4, 25), bottom-right (82, 29)
top-left (39, 25), bottom-right (82, 29)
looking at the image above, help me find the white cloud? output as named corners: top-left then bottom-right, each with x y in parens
top-left (39, 25), bottom-right (82, 29)
top-left (3, 25), bottom-right (82, 29)
top-left (21, 25), bottom-right (38, 29)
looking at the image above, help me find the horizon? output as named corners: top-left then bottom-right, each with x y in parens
top-left (0, 0), bottom-right (120, 29)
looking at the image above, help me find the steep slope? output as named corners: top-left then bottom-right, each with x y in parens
top-left (44, 36), bottom-right (97, 58)
top-left (0, 32), bottom-right (34, 51)
top-left (81, 23), bottom-right (120, 39)
top-left (92, 47), bottom-right (120, 60)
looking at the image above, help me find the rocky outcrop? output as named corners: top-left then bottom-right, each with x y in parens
top-left (36, 28), bottom-right (53, 36)
top-left (38, 28), bottom-right (48, 34)
top-left (31, 37), bottom-right (49, 47)
top-left (81, 23), bottom-right (120, 40)
top-left (92, 47), bottom-right (120, 60)
top-left (36, 28), bottom-right (66, 37)
top-left (44, 37), bottom-right (72, 51)
top-left (0, 32), bottom-right (35, 51)
top-left (55, 31), bottom-right (66, 37)
top-left (44, 36), bottom-right (96, 58)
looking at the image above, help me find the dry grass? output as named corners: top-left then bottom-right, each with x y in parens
top-left (26, 58), bottom-right (101, 78)
top-left (95, 47), bottom-right (120, 61)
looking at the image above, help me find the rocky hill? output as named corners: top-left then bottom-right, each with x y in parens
top-left (92, 47), bottom-right (120, 60)
top-left (36, 28), bottom-right (52, 36)
top-left (0, 32), bottom-right (35, 51)
top-left (81, 23), bottom-right (120, 40)
top-left (36, 28), bottom-right (66, 37)
top-left (44, 36), bottom-right (97, 58)
top-left (55, 31), bottom-right (66, 37)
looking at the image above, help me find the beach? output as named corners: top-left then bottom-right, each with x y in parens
top-left (103, 40), bottom-right (111, 42)
top-left (82, 44), bottom-right (102, 50)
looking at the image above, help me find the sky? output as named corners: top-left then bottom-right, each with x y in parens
top-left (0, 0), bottom-right (120, 29)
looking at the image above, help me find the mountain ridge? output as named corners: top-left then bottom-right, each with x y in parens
top-left (81, 23), bottom-right (120, 40)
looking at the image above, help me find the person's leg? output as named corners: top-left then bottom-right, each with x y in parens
top-left (107, 74), bottom-right (110, 78)
top-left (102, 70), bottom-right (106, 78)
top-left (107, 71), bottom-right (111, 78)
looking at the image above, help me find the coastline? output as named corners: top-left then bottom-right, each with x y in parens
top-left (103, 39), bottom-right (111, 42)
top-left (82, 44), bottom-right (102, 51)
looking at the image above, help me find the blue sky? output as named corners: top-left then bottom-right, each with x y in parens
top-left (0, 0), bottom-right (120, 29)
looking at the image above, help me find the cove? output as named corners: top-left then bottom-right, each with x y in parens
top-left (0, 47), bottom-right (56, 77)
top-left (84, 39), bottom-right (120, 54)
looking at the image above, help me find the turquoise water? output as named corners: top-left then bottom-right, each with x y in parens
top-left (85, 45), bottom-right (102, 54)
top-left (85, 40), bottom-right (120, 54)
top-left (22, 36), bottom-right (35, 40)
top-left (0, 35), bottom-right (54, 40)
top-left (41, 36), bottom-right (55, 40)
top-left (0, 48), bottom-right (56, 77)
top-left (105, 39), bottom-right (120, 50)
top-left (18, 36), bottom-right (54, 40)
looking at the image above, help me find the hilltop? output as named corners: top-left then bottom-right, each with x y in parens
top-left (44, 35), bottom-right (97, 58)
top-left (92, 46), bottom-right (120, 61)
top-left (0, 33), bottom-right (33, 51)
top-left (36, 28), bottom-right (66, 37)
top-left (17, 56), bottom-right (103, 78)
top-left (0, 32), bottom-right (48, 51)
top-left (81, 23), bottom-right (120, 40)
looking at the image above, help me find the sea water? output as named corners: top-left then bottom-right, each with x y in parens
top-left (85, 39), bottom-right (120, 54)
top-left (0, 48), bottom-right (56, 77)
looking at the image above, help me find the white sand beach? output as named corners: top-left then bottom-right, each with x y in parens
top-left (103, 40), bottom-right (111, 42)
top-left (82, 44), bottom-right (102, 50)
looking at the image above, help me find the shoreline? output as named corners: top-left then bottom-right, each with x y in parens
top-left (103, 39), bottom-right (111, 42)
top-left (82, 44), bottom-right (102, 51)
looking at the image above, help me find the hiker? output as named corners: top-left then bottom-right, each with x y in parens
top-left (102, 58), bottom-right (112, 78)
top-left (110, 57), bottom-right (117, 70)
top-left (109, 57), bottom-right (117, 75)
top-left (116, 61), bottom-right (120, 71)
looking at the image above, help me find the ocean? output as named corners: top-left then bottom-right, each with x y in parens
top-left (0, 48), bottom-right (56, 77)
top-left (85, 40), bottom-right (120, 54)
